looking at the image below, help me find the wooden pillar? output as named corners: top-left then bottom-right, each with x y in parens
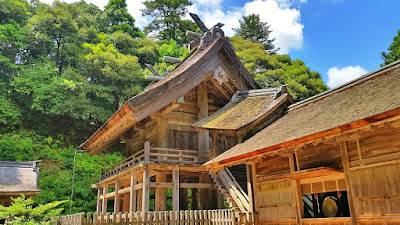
top-left (173, 166), bottom-right (179, 211)
top-left (180, 187), bottom-right (188, 210)
top-left (197, 82), bottom-right (209, 154)
top-left (114, 177), bottom-right (120, 213)
top-left (123, 194), bottom-right (130, 212)
top-left (129, 170), bottom-right (137, 212)
top-left (155, 173), bottom-right (167, 211)
top-left (137, 189), bottom-right (142, 212)
top-left (246, 164), bottom-right (254, 213)
top-left (102, 184), bottom-right (108, 213)
top-left (291, 152), bottom-right (303, 224)
top-left (156, 117), bottom-right (167, 148)
top-left (96, 185), bottom-right (101, 214)
top-left (211, 132), bottom-right (218, 158)
top-left (142, 166), bottom-right (150, 212)
top-left (340, 141), bottom-right (358, 225)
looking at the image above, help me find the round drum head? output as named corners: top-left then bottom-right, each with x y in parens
top-left (322, 197), bottom-right (338, 218)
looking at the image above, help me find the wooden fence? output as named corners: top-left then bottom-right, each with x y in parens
top-left (58, 210), bottom-right (258, 225)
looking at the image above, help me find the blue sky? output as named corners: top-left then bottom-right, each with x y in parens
top-left (42, 0), bottom-right (400, 88)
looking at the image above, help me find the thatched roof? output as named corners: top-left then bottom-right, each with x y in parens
top-left (205, 60), bottom-right (400, 169)
top-left (192, 87), bottom-right (292, 131)
top-left (80, 36), bottom-right (260, 155)
top-left (0, 161), bottom-right (41, 195)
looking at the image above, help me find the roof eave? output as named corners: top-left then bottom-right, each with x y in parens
top-left (204, 106), bottom-right (400, 172)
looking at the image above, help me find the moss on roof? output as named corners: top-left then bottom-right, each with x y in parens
top-left (193, 89), bottom-right (282, 130)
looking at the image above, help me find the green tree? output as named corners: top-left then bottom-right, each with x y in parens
top-left (82, 38), bottom-right (146, 111)
top-left (231, 36), bottom-right (328, 100)
top-left (234, 14), bottom-right (278, 54)
top-left (382, 29), bottom-right (400, 66)
top-left (0, 195), bottom-right (67, 225)
top-left (0, 0), bottom-right (30, 24)
top-left (110, 32), bottom-right (160, 67)
top-left (142, 0), bottom-right (196, 45)
top-left (102, 0), bottom-right (142, 37)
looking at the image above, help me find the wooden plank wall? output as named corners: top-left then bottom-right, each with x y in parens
top-left (345, 124), bottom-right (400, 224)
top-left (255, 179), bottom-right (296, 224)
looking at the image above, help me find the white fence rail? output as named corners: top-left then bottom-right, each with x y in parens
top-left (58, 210), bottom-right (258, 225)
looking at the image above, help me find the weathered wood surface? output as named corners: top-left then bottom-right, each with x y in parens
top-left (100, 142), bottom-right (208, 181)
top-left (58, 210), bottom-right (258, 225)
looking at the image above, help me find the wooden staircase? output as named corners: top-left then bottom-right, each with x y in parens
top-left (210, 168), bottom-right (251, 213)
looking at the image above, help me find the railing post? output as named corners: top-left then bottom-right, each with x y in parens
top-left (144, 141), bottom-right (150, 162)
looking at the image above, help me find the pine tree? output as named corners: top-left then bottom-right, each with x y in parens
top-left (234, 14), bottom-right (279, 54)
top-left (381, 29), bottom-right (400, 66)
top-left (142, 0), bottom-right (196, 45)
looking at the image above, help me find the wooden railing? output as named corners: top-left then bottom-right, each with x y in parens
top-left (100, 142), bottom-right (208, 180)
top-left (217, 169), bottom-right (250, 213)
top-left (58, 210), bottom-right (258, 225)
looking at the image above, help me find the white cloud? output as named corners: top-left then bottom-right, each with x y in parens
top-left (243, 0), bottom-right (304, 53)
top-left (327, 65), bottom-right (368, 88)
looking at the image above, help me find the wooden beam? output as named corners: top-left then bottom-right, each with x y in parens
top-left (129, 170), bottom-right (136, 213)
top-left (145, 75), bottom-right (163, 81)
top-left (186, 30), bottom-right (202, 39)
top-left (142, 166), bottom-right (150, 212)
top-left (145, 64), bottom-right (160, 76)
top-left (163, 56), bottom-right (182, 64)
top-left (189, 13), bottom-right (208, 32)
top-left (102, 184), bottom-right (108, 213)
top-left (173, 166), bottom-right (179, 211)
top-left (340, 141), bottom-right (358, 225)
top-left (209, 78), bottom-right (231, 101)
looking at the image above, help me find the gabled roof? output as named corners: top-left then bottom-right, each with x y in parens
top-left (0, 161), bottom-right (41, 195)
top-left (205, 60), bottom-right (400, 170)
top-left (80, 35), bottom-right (260, 155)
top-left (192, 86), bottom-right (293, 131)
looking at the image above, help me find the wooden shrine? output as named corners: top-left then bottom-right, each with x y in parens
top-left (79, 14), bottom-right (292, 216)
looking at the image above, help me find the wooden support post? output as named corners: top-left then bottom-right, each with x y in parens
top-left (114, 177), bottom-right (120, 213)
top-left (197, 82), bottom-right (209, 157)
top-left (211, 132), bottom-right (218, 158)
top-left (173, 166), bottom-right (179, 211)
top-left (246, 165), bottom-right (254, 213)
top-left (102, 184), bottom-right (108, 213)
top-left (155, 173), bottom-right (167, 211)
top-left (156, 117), bottom-right (167, 148)
top-left (129, 170), bottom-right (137, 213)
top-left (123, 194), bottom-right (129, 212)
top-left (144, 141), bottom-right (150, 162)
top-left (340, 141), bottom-right (358, 225)
top-left (142, 166), bottom-right (150, 212)
top-left (96, 185), bottom-right (101, 214)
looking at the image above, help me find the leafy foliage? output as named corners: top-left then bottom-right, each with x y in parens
top-left (0, 195), bottom-right (66, 225)
top-left (102, 0), bottom-right (143, 38)
top-left (382, 29), bottom-right (400, 66)
top-left (231, 36), bottom-right (328, 100)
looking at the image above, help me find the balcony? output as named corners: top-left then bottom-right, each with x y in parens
top-left (100, 141), bottom-right (208, 181)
